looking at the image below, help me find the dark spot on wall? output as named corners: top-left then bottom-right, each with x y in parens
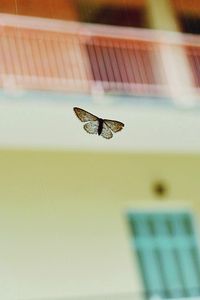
top-left (152, 181), bottom-right (168, 198)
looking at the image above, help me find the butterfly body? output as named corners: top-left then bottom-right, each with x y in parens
top-left (97, 118), bottom-right (104, 135)
top-left (73, 107), bottom-right (124, 139)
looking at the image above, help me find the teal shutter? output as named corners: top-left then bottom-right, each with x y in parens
top-left (127, 212), bottom-right (200, 298)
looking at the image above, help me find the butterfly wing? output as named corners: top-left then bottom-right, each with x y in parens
top-left (83, 121), bottom-right (99, 135)
top-left (104, 119), bottom-right (124, 133)
top-left (101, 122), bottom-right (113, 139)
top-left (73, 107), bottom-right (98, 122)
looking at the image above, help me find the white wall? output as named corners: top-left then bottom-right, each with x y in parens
top-left (1, 92), bottom-right (200, 152)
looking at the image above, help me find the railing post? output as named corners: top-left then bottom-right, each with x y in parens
top-left (159, 36), bottom-right (197, 106)
top-left (146, 0), bottom-right (197, 106)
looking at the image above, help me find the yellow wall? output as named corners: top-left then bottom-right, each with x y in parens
top-left (1, 149), bottom-right (200, 299)
top-left (146, 0), bottom-right (179, 31)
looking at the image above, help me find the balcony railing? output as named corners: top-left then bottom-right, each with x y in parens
top-left (0, 14), bottom-right (199, 100)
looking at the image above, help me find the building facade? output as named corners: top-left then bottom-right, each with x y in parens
top-left (0, 1), bottom-right (200, 300)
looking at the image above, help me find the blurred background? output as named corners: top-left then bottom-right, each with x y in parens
top-left (0, 0), bottom-right (200, 299)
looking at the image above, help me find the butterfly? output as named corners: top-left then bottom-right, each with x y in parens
top-left (73, 107), bottom-right (124, 139)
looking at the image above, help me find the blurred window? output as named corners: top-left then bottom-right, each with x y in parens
top-left (83, 6), bottom-right (147, 28)
top-left (127, 212), bottom-right (200, 299)
top-left (179, 15), bottom-right (200, 35)
top-left (171, 0), bottom-right (200, 35)
top-left (77, 0), bottom-right (147, 28)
